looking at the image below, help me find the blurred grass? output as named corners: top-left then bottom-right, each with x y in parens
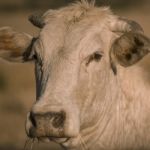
top-left (0, 72), bottom-right (7, 91)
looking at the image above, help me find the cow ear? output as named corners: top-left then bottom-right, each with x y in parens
top-left (110, 32), bottom-right (150, 74)
top-left (0, 26), bottom-right (33, 62)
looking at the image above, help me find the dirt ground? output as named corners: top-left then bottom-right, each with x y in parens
top-left (0, 2), bottom-right (150, 150)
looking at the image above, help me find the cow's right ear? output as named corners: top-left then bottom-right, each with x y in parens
top-left (0, 26), bottom-right (33, 62)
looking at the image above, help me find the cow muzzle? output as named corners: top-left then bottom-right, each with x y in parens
top-left (25, 106), bottom-right (80, 144)
top-left (28, 111), bottom-right (66, 138)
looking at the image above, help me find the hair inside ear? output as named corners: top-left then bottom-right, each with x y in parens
top-left (134, 36), bottom-right (144, 47)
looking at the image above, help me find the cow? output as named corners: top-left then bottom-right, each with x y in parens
top-left (0, 1), bottom-right (150, 150)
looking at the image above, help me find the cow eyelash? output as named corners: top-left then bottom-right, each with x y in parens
top-left (86, 51), bottom-right (103, 66)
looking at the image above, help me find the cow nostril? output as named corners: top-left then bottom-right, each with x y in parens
top-left (29, 112), bottom-right (37, 127)
top-left (29, 111), bottom-right (66, 129)
top-left (28, 111), bottom-right (67, 138)
top-left (52, 111), bottom-right (66, 128)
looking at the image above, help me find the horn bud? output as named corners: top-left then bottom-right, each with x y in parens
top-left (29, 12), bottom-right (45, 28)
top-left (110, 17), bottom-right (144, 33)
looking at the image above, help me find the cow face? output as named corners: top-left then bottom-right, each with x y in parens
top-left (0, 2), bottom-right (150, 149)
top-left (25, 21), bottom-right (108, 144)
top-left (26, 11), bottom-right (150, 147)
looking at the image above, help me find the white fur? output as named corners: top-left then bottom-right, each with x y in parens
top-left (0, 1), bottom-right (149, 150)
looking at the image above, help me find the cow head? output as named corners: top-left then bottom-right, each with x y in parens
top-left (0, 2), bottom-right (150, 149)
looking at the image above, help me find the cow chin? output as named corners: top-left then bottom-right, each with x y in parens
top-left (36, 137), bottom-right (82, 149)
top-left (35, 136), bottom-right (81, 149)
top-left (38, 137), bottom-right (70, 144)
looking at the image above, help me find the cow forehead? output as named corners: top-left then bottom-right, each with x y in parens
top-left (36, 4), bottom-right (115, 61)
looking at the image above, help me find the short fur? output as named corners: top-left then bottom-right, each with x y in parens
top-left (0, 1), bottom-right (150, 150)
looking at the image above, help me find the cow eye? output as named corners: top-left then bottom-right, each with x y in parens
top-left (93, 52), bottom-right (103, 61)
top-left (86, 51), bottom-right (103, 66)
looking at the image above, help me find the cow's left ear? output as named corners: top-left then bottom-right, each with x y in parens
top-left (0, 26), bottom-right (33, 62)
top-left (110, 32), bottom-right (150, 74)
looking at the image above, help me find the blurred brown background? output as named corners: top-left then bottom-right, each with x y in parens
top-left (0, 0), bottom-right (150, 150)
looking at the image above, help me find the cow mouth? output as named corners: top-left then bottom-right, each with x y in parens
top-left (36, 136), bottom-right (71, 144)
top-left (27, 127), bottom-right (80, 148)
top-left (28, 126), bottom-right (73, 144)
top-left (49, 137), bottom-right (70, 144)
top-left (37, 136), bottom-right (79, 149)
top-left (28, 128), bottom-right (71, 144)
top-left (27, 121), bottom-right (78, 146)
